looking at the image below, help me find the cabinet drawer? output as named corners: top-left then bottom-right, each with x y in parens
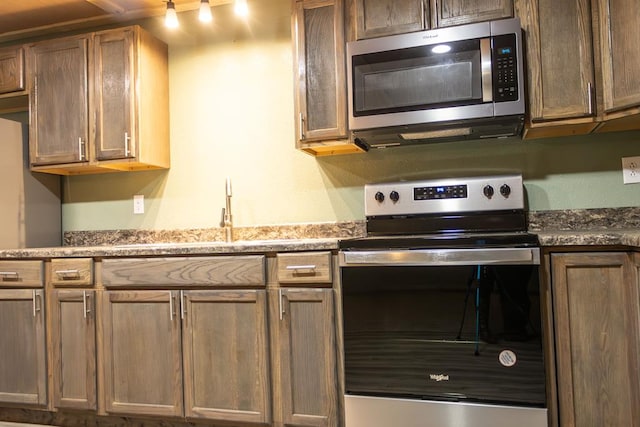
top-left (0, 260), bottom-right (43, 287)
top-left (50, 258), bottom-right (94, 286)
top-left (0, 46), bottom-right (25, 94)
top-left (277, 252), bottom-right (333, 285)
top-left (102, 256), bottom-right (266, 287)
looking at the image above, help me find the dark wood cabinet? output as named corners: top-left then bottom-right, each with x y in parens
top-left (0, 46), bottom-right (25, 94)
top-left (350, 0), bottom-right (513, 40)
top-left (50, 289), bottom-right (97, 410)
top-left (516, 0), bottom-right (640, 138)
top-left (28, 35), bottom-right (90, 167)
top-left (182, 289), bottom-right (270, 423)
top-left (101, 290), bottom-right (184, 417)
top-left (27, 26), bottom-right (169, 175)
top-left (0, 289), bottom-right (47, 407)
top-left (550, 252), bottom-right (640, 427)
top-left (274, 288), bottom-right (338, 427)
top-left (292, 0), bottom-right (361, 155)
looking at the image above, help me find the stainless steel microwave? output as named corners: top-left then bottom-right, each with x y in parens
top-left (346, 18), bottom-right (525, 149)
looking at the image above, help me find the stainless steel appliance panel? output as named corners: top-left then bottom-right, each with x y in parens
top-left (345, 395), bottom-right (548, 427)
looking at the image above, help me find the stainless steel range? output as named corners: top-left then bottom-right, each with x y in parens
top-left (339, 174), bottom-right (548, 427)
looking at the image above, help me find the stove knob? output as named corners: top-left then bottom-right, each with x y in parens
top-left (500, 184), bottom-right (512, 198)
top-left (375, 191), bottom-right (385, 203)
top-left (389, 191), bottom-right (400, 202)
top-left (483, 185), bottom-right (494, 199)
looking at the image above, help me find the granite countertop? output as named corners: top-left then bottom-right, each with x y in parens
top-left (1, 208), bottom-right (639, 259)
top-left (0, 237), bottom-right (341, 259)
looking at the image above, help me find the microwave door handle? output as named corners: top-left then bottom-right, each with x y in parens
top-left (481, 38), bottom-right (492, 103)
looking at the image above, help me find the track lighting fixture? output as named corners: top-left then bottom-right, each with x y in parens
top-left (165, 0), bottom-right (179, 28)
top-left (199, 0), bottom-right (212, 22)
top-left (234, 0), bottom-right (249, 17)
top-left (164, 0), bottom-right (249, 29)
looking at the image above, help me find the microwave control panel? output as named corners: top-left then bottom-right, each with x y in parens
top-left (492, 34), bottom-right (518, 102)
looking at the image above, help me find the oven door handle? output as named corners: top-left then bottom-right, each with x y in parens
top-left (339, 247), bottom-right (540, 266)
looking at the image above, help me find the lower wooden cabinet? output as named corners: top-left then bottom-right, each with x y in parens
top-left (100, 290), bottom-right (184, 417)
top-left (182, 290), bottom-right (270, 423)
top-left (550, 252), bottom-right (640, 427)
top-left (50, 289), bottom-right (97, 410)
top-left (275, 288), bottom-right (339, 427)
top-left (0, 289), bottom-right (47, 407)
top-left (100, 289), bottom-right (271, 423)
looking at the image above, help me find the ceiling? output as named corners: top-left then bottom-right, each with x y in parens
top-left (0, 0), bottom-right (231, 43)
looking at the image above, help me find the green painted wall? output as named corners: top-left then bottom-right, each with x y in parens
top-left (60, 0), bottom-right (640, 232)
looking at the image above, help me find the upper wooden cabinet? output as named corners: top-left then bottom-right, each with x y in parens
top-left (516, 0), bottom-right (640, 138)
top-left (348, 0), bottom-right (513, 40)
top-left (0, 46), bottom-right (25, 95)
top-left (593, 0), bottom-right (640, 133)
top-left (27, 25), bottom-right (169, 175)
top-left (292, 0), bottom-right (362, 156)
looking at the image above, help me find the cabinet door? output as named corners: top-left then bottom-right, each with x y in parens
top-left (0, 46), bottom-right (25, 94)
top-left (0, 289), bottom-right (47, 407)
top-left (278, 288), bottom-right (338, 427)
top-left (597, 0), bottom-right (640, 113)
top-left (50, 289), bottom-right (96, 410)
top-left (29, 36), bottom-right (89, 166)
top-left (93, 28), bottom-right (135, 161)
top-left (551, 253), bottom-right (640, 427)
top-left (182, 290), bottom-right (270, 423)
top-left (435, 0), bottom-right (512, 27)
top-left (101, 290), bottom-right (183, 417)
top-left (517, 0), bottom-right (595, 122)
top-left (354, 0), bottom-right (427, 39)
top-left (293, 0), bottom-right (348, 144)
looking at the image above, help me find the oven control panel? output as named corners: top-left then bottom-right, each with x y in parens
top-left (414, 184), bottom-right (468, 200)
top-left (365, 174), bottom-right (524, 216)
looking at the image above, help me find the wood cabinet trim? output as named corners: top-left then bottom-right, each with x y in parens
top-left (277, 251), bottom-right (333, 285)
top-left (0, 260), bottom-right (44, 288)
top-left (50, 258), bottom-right (94, 287)
top-left (101, 255), bottom-right (266, 287)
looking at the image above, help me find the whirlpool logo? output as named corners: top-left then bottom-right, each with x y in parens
top-left (429, 374), bottom-right (450, 382)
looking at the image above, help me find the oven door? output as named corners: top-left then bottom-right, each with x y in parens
top-left (339, 246), bottom-right (547, 427)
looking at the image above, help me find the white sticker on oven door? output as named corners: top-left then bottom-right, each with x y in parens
top-left (499, 350), bottom-right (517, 367)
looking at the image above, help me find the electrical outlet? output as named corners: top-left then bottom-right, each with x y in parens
top-left (622, 156), bottom-right (640, 184)
top-left (133, 195), bottom-right (144, 214)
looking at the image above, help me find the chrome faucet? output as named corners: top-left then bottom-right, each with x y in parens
top-left (221, 177), bottom-right (233, 242)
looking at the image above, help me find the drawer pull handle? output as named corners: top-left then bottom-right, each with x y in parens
top-left (180, 290), bottom-right (186, 320)
top-left (0, 271), bottom-right (19, 281)
top-left (83, 291), bottom-right (91, 319)
top-left (169, 291), bottom-right (175, 321)
top-left (286, 264), bottom-right (317, 273)
top-left (55, 269), bottom-right (81, 280)
top-left (32, 290), bottom-right (42, 317)
top-left (279, 288), bottom-right (285, 320)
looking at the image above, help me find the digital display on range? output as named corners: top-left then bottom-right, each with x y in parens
top-left (414, 184), bottom-right (468, 200)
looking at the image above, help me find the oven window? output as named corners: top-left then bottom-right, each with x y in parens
top-left (352, 39), bottom-right (483, 116)
top-left (341, 264), bottom-right (546, 407)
